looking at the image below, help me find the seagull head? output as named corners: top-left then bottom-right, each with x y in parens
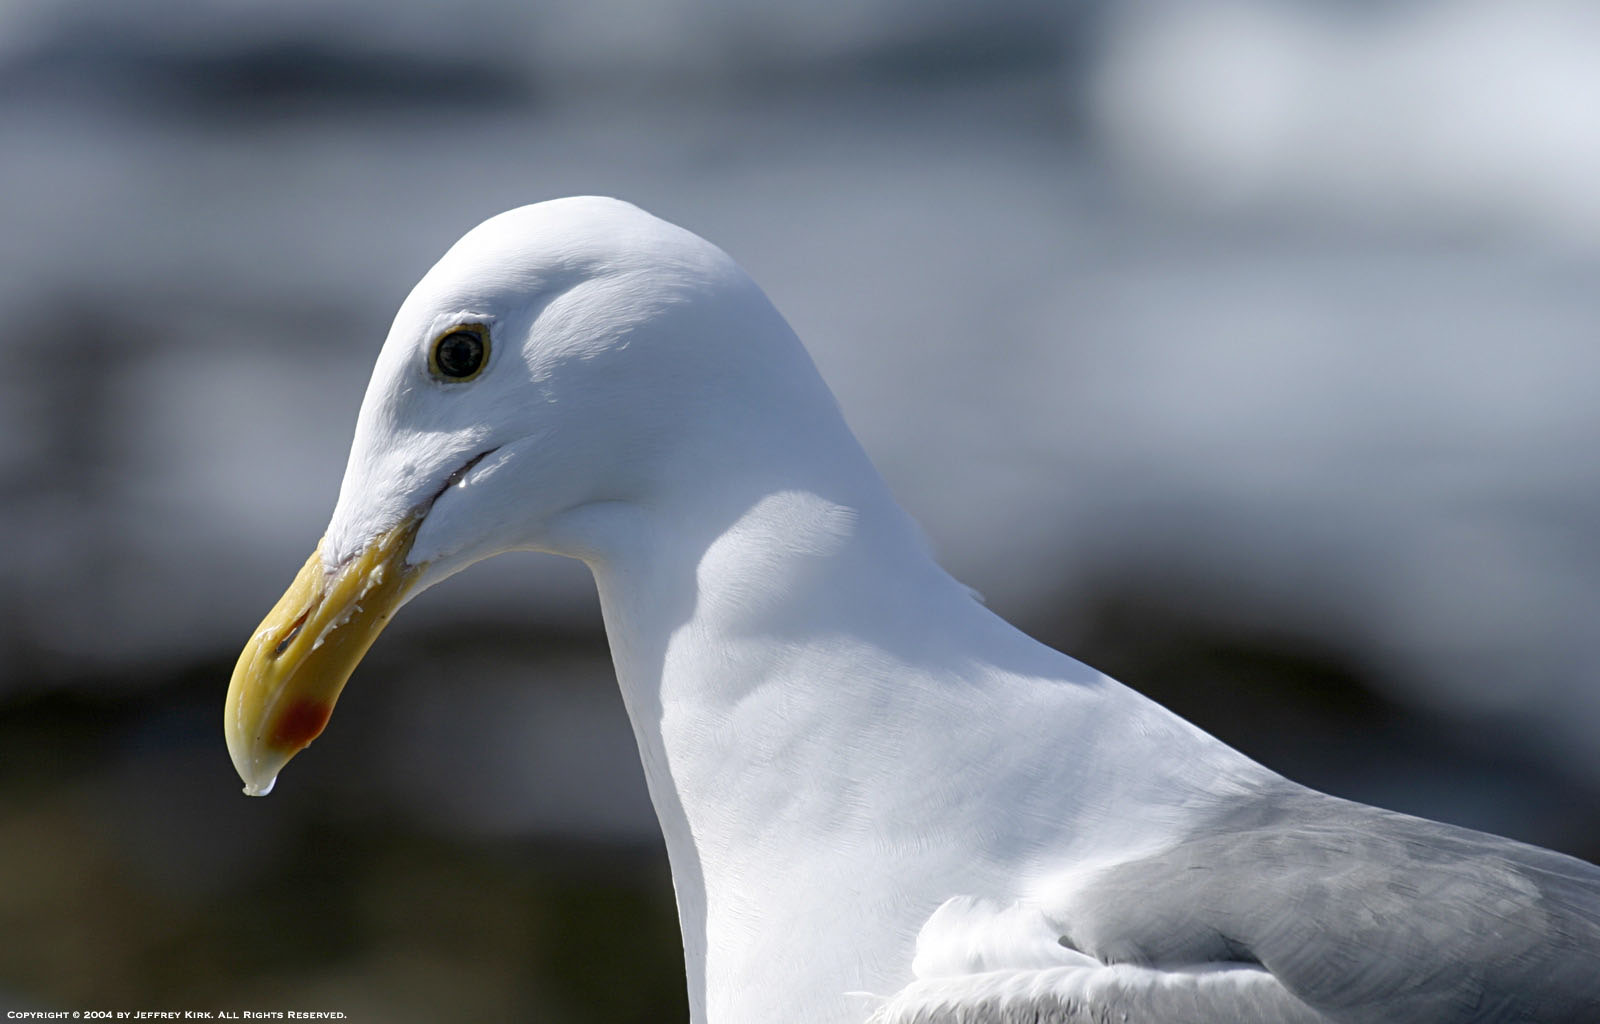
top-left (223, 196), bottom-right (823, 796)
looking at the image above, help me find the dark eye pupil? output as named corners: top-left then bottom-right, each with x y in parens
top-left (435, 331), bottom-right (484, 378)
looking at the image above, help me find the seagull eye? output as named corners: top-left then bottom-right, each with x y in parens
top-left (429, 325), bottom-right (489, 381)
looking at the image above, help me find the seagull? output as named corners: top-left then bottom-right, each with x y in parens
top-left (225, 197), bottom-right (1600, 1023)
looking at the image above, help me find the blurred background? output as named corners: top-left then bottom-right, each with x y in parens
top-left (3, 0), bottom-right (1600, 1018)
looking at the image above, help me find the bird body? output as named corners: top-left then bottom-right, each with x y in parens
top-left (595, 485), bottom-right (1273, 1020)
top-left (226, 197), bottom-right (1600, 1022)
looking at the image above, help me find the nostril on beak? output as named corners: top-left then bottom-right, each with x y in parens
top-left (271, 609), bottom-right (311, 659)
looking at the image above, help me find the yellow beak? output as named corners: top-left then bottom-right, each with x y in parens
top-left (224, 516), bottom-right (424, 796)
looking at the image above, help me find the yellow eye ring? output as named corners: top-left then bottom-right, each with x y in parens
top-left (428, 324), bottom-right (490, 382)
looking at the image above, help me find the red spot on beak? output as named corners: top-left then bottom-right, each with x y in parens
top-left (270, 698), bottom-right (333, 752)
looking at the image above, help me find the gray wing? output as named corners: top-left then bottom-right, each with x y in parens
top-left (1058, 780), bottom-right (1600, 1023)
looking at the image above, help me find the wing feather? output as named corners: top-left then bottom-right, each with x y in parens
top-left (878, 782), bottom-right (1600, 1023)
top-left (1057, 782), bottom-right (1600, 1022)
top-left (872, 962), bottom-right (1324, 1023)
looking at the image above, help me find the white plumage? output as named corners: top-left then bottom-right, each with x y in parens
top-left (230, 197), bottom-right (1600, 1023)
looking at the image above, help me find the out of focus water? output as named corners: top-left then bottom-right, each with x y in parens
top-left (3, 1), bottom-right (1599, 1019)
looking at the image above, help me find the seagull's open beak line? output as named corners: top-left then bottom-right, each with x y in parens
top-left (224, 515), bottom-right (424, 797)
